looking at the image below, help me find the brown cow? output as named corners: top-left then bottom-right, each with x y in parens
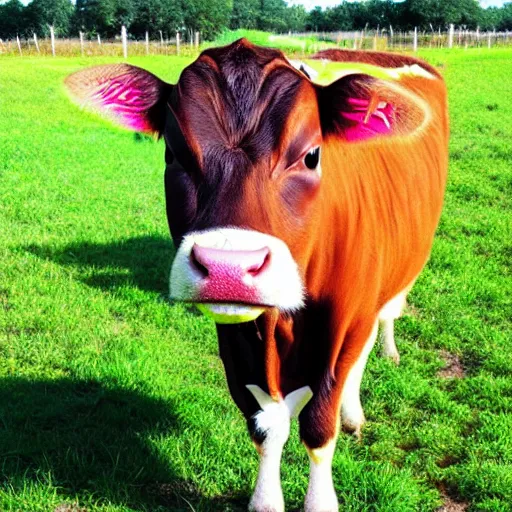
top-left (66, 39), bottom-right (448, 511)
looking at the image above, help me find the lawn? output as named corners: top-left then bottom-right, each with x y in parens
top-left (0, 46), bottom-right (511, 512)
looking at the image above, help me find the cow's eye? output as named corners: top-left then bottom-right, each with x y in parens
top-left (304, 147), bottom-right (320, 170)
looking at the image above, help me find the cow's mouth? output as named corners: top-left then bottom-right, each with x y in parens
top-left (194, 302), bottom-right (267, 324)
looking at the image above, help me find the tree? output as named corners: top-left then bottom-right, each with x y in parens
top-left (73, 0), bottom-right (114, 36)
top-left (73, 0), bottom-right (136, 37)
top-left (258, 0), bottom-right (288, 32)
top-left (285, 4), bottom-right (307, 32)
top-left (111, 0), bottom-right (136, 35)
top-left (131, 0), bottom-right (182, 38)
top-left (324, 3), bottom-right (354, 31)
top-left (23, 0), bottom-right (74, 37)
top-left (0, 0), bottom-right (25, 38)
top-left (306, 6), bottom-right (325, 32)
top-left (402, 0), bottom-right (481, 30)
top-left (183, 0), bottom-right (233, 40)
top-left (496, 2), bottom-right (512, 30)
top-left (230, 0), bottom-right (259, 30)
top-left (365, 0), bottom-right (402, 29)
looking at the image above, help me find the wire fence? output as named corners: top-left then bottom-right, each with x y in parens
top-left (0, 28), bottom-right (201, 58)
top-left (294, 27), bottom-right (512, 52)
top-left (2, 24), bottom-right (512, 58)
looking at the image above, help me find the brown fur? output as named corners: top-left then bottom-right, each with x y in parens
top-left (210, 42), bottom-right (449, 447)
top-left (65, 39), bottom-right (449, 452)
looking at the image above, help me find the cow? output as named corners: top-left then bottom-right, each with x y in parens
top-left (65, 39), bottom-right (449, 512)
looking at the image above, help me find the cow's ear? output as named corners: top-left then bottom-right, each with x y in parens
top-left (65, 64), bottom-right (172, 134)
top-left (319, 73), bottom-right (428, 142)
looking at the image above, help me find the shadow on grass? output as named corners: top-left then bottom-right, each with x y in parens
top-left (24, 235), bottom-right (176, 296)
top-left (0, 377), bottom-right (248, 511)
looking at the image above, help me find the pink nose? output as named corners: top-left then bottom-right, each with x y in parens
top-left (191, 244), bottom-right (270, 304)
top-left (191, 244), bottom-right (270, 278)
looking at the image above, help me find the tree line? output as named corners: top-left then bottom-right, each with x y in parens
top-left (1, 0), bottom-right (511, 42)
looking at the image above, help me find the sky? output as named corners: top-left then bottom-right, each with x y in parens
top-left (289, 0), bottom-right (507, 10)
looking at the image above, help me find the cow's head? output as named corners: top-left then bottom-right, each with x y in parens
top-left (66, 39), bottom-right (430, 323)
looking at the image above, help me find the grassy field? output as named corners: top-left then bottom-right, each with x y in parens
top-left (0, 45), bottom-right (511, 511)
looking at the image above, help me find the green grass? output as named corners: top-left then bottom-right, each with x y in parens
top-left (0, 48), bottom-right (511, 511)
top-left (212, 29), bottom-right (335, 53)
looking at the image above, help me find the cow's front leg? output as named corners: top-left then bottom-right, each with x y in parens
top-left (248, 405), bottom-right (288, 512)
top-left (299, 381), bottom-right (340, 512)
top-left (304, 438), bottom-right (338, 512)
top-left (247, 385), bottom-right (313, 512)
top-left (299, 320), bottom-right (379, 511)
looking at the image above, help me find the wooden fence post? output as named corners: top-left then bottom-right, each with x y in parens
top-left (145, 31), bottom-right (149, 55)
top-left (16, 35), bottom-right (22, 56)
top-left (97, 34), bottom-right (101, 46)
top-left (79, 31), bottom-right (84, 56)
top-left (195, 31), bottom-right (199, 51)
top-left (33, 33), bottom-right (40, 53)
top-left (121, 25), bottom-right (127, 59)
top-left (176, 32), bottom-right (180, 55)
top-left (448, 24), bottom-right (454, 48)
top-left (159, 30), bottom-right (164, 47)
top-left (413, 27), bottom-right (418, 52)
top-left (49, 25), bottom-right (55, 56)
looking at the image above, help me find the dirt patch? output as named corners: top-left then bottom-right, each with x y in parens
top-left (54, 505), bottom-right (88, 512)
top-left (437, 499), bottom-right (469, 512)
top-left (437, 454), bottom-right (460, 468)
top-left (436, 484), bottom-right (469, 512)
top-left (438, 350), bottom-right (466, 379)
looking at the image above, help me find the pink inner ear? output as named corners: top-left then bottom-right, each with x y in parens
top-left (93, 74), bottom-right (156, 132)
top-left (341, 97), bottom-right (394, 142)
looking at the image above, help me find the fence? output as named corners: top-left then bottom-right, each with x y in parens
top-left (295, 25), bottom-right (512, 52)
top-left (2, 25), bottom-right (512, 58)
top-left (0, 26), bottom-right (201, 58)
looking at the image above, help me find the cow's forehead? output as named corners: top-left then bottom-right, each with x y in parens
top-left (169, 39), bottom-right (312, 168)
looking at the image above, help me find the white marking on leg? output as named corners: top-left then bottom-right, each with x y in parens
top-left (340, 321), bottom-right (379, 437)
top-left (247, 385), bottom-right (313, 512)
top-left (378, 291), bottom-right (407, 364)
top-left (380, 317), bottom-right (400, 364)
top-left (305, 438), bottom-right (339, 512)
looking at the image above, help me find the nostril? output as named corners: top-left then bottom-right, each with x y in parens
top-left (247, 247), bottom-right (271, 276)
top-left (190, 244), bottom-right (271, 279)
top-left (190, 244), bottom-right (209, 277)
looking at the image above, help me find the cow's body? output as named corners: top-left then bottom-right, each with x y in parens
top-left (66, 40), bottom-right (449, 511)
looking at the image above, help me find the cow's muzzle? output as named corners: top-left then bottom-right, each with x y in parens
top-left (169, 228), bottom-right (305, 323)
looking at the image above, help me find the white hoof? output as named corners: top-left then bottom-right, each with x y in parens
top-left (305, 484), bottom-right (339, 512)
top-left (341, 397), bottom-right (365, 439)
top-left (382, 346), bottom-right (400, 365)
top-left (248, 489), bottom-right (284, 512)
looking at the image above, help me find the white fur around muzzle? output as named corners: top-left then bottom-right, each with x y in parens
top-left (169, 227), bottom-right (305, 313)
